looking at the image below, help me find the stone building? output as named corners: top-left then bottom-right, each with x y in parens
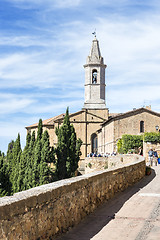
top-left (26, 37), bottom-right (109, 159)
top-left (26, 37), bottom-right (160, 158)
top-left (97, 106), bottom-right (160, 154)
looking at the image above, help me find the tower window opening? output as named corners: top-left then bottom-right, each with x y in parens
top-left (92, 69), bottom-right (97, 84)
top-left (140, 121), bottom-right (144, 133)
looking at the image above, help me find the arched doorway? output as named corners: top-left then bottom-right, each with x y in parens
top-left (91, 133), bottom-right (98, 154)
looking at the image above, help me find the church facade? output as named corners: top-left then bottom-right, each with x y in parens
top-left (26, 37), bottom-right (160, 158)
top-left (26, 37), bottom-right (109, 159)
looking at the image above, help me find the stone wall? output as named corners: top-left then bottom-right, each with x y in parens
top-left (99, 109), bottom-right (160, 154)
top-left (84, 154), bottom-right (143, 174)
top-left (0, 159), bottom-right (146, 240)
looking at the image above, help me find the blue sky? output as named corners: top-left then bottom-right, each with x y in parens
top-left (1, 0), bottom-right (160, 153)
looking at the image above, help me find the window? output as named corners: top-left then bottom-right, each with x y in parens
top-left (91, 133), bottom-right (98, 153)
top-left (92, 69), bottom-right (97, 84)
top-left (140, 121), bottom-right (144, 133)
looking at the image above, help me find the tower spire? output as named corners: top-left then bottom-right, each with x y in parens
top-left (83, 38), bottom-right (107, 109)
top-left (87, 38), bottom-right (102, 64)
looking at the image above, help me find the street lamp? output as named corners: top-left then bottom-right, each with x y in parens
top-left (155, 125), bottom-right (159, 131)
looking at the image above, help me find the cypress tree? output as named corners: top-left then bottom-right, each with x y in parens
top-left (12, 133), bottom-right (21, 161)
top-left (7, 140), bottom-right (14, 172)
top-left (32, 139), bottom-right (41, 187)
top-left (56, 108), bottom-right (82, 179)
top-left (25, 132), bottom-right (31, 150)
top-left (32, 120), bottom-right (43, 187)
top-left (0, 154), bottom-right (11, 196)
top-left (12, 151), bottom-right (22, 193)
top-left (28, 131), bottom-right (36, 157)
top-left (67, 126), bottom-right (82, 177)
top-left (66, 125), bottom-right (77, 177)
top-left (10, 134), bottom-right (22, 192)
top-left (56, 125), bottom-right (68, 180)
top-left (39, 130), bottom-right (51, 185)
top-left (18, 132), bottom-right (31, 191)
top-left (75, 138), bottom-right (83, 172)
top-left (31, 119), bottom-right (43, 187)
top-left (24, 131), bottom-right (35, 189)
top-left (37, 119), bottom-right (43, 141)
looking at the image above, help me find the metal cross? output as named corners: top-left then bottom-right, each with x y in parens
top-left (92, 29), bottom-right (96, 38)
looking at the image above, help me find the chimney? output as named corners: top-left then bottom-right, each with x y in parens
top-left (146, 105), bottom-right (151, 110)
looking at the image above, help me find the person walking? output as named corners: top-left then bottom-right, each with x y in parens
top-left (148, 149), bottom-right (153, 166)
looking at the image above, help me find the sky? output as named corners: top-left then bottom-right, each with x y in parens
top-left (1, 0), bottom-right (160, 153)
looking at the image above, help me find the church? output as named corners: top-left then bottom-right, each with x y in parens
top-left (26, 37), bottom-right (160, 159)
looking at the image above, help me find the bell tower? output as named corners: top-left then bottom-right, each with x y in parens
top-left (83, 37), bottom-right (107, 109)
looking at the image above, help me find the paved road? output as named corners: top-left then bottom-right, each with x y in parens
top-left (56, 166), bottom-right (160, 240)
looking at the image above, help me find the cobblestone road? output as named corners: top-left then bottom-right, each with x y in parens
top-left (56, 166), bottom-right (160, 240)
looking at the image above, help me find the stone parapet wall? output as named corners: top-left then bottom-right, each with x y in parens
top-left (84, 154), bottom-right (143, 174)
top-left (0, 159), bottom-right (146, 240)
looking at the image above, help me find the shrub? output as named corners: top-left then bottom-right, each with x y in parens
top-left (144, 132), bottom-right (160, 143)
top-left (117, 134), bottom-right (143, 154)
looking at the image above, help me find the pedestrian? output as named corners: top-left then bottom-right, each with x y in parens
top-left (153, 149), bottom-right (158, 166)
top-left (148, 149), bottom-right (153, 166)
top-left (138, 147), bottom-right (143, 155)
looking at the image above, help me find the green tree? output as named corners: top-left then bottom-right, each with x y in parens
top-left (12, 151), bottom-right (22, 193)
top-left (24, 131), bottom-right (35, 190)
top-left (75, 138), bottom-right (83, 168)
top-left (17, 132), bottom-right (32, 191)
top-left (56, 108), bottom-right (82, 179)
top-left (117, 139), bottom-right (123, 154)
top-left (0, 154), bottom-right (11, 196)
top-left (25, 132), bottom-right (31, 150)
top-left (32, 119), bottom-right (44, 186)
top-left (37, 119), bottom-right (43, 141)
top-left (9, 134), bottom-right (22, 192)
top-left (7, 140), bottom-right (14, 172)
top-left (32, 139), bottom-right (41, 187)
top-left (12, 133), bottom-right (21, 161)
top-left (117, 134), bottom-right (143, 154)
top-left (39, 130), bottom-right (51, 185)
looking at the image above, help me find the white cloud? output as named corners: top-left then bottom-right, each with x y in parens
top-left (0, 93), bottom-right (35, 114)
top-left (107, 84), bottom-right (160, 112)
top-left (0, 36), bottom-right (49, 47)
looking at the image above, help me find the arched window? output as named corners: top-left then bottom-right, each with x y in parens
top-left (140, 121), bottom-right (144, 133)
top-left (92, 69), bottom-right (97, 84)
top-left (91, 133), bottom-right (98, 153)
